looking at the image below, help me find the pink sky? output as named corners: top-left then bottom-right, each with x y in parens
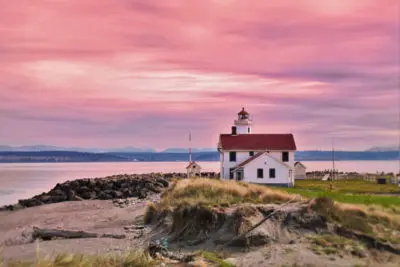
top-left (0, 0), bottom-right (399, 150)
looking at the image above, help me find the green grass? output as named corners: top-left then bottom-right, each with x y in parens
top-left (294, 180), bottom-right (398, 194)
top-left (282, 188), bottom-right (400, 207)
top-left (279, 180), bottom-right (400, 208)
top-left (2, 251), bottom-right (156, 267)
top-left (199, 251), bottom-right (235, 267)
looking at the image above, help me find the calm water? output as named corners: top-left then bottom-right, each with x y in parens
top-left (0, 161), bottom-right (398, 206)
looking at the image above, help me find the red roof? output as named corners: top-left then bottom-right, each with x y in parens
top-left (238, 107), bottom-right (249, 116)
top-left (219, 134), bottom-right (296, 151)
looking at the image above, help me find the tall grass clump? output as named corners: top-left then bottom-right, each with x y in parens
top-left (310, 197), bottom-right (400, 240)
top-left (156, 178), bottom-right (301, 210)
top-left (4, 250), bottom-right (156, 267)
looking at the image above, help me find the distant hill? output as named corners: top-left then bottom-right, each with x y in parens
top-left (0, 150), bottom-right (398, 163)
top-left (0, 151), bottom-right (127, 163)
top-left (0, 145), bottom-right (156, 153)
top-left (161, 148), bottom-right (218, 153)
top-left (296, 151), bottom-right (400, 161)
top-left (0, 151), bottom-right (219, 163)
top-left (365, 146), bottom-right (399, 152)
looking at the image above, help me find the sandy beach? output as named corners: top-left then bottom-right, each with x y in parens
top-left (0, 199), bottom-right (150, 262)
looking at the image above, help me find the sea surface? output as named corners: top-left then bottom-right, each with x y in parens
top-left (0, 161), bottom-right (399, 206)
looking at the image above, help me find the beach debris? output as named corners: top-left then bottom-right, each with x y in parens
top-left (147, 241), bottom-right (195, 263)
top-left (32, 227), bottom-right (126, 241)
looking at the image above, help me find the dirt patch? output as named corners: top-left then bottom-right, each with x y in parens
top-left (147, 202), bottom-right (328, 249)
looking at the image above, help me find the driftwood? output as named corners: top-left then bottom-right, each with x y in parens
top-left (32, 227), bottom-right (126, 241)
top-left (147, 242), bottom-right (195, 262)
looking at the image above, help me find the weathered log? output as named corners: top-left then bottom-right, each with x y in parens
top-left (32, 227), bottom-right (125, 241)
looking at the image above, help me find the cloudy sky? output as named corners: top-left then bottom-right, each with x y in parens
top-left (0, 0), bottom-right (399, 150)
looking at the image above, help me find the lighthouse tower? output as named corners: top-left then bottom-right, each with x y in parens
top-left (231, 107), bottom-right (252, 135)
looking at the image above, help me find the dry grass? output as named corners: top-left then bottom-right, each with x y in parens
top-left (310, 197), bottom-right (400, 243)
top-left (2, 250), bottom-right (156, 267)
top-left (308, 235), bottom-right (367, 257)
top-left (156, 178), bottom-right (301, 210)
top-left (146, 178), bottom-right (400, 244)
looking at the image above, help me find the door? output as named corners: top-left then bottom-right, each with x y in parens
top-left (237, 171), bottom-right (243, 181)
top-left (231, 126), bottom-right (237, 135)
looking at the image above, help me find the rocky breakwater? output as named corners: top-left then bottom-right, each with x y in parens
top-left (1, 173), bottom-right (175, 211)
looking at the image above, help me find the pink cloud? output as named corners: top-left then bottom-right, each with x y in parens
top-left (0, 0), bottom-right (399, 150)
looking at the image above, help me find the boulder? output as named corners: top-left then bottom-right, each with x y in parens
top-left (76, 186), bottom-right (90, 194)
top-left (39, 195), bottom-right (52, 203)
top-left (18, 198), bottom-right (43, 207)
top-left (113, 191), bottom-right (124, 198)
top-left (98, 191), bottom-right (113, 200)
top-left (50, 189), bottom-right (65, 196)
top-left (81, 191), bottom-right (97, 200)
top-left (156, 178), bottom-right (169, 187)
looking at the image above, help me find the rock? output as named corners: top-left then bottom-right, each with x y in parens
top-left (88, 179), bottom-right (96, 188)
top-left (2, 172), bottom-right (222, 210)
top-left (81, 191), bottom-right (96, 200)
top-left (156, 178), bottom-right (169, 187)
top-left (113, 191), bottom-right (124, 198)
top-left (50, 189), bottom-right (65, 196)
top-left (76, 186), bottom-right (90, 194)
top-left (38, 195), bottom-right (52, 203)
top-left (18, 198), bottom-right (43, 207)
top-left (104, 182), bottom-right (114, 190)
top-left (146, 183), bottom-right (162, 193)
top-left (98, 191), bottom-right (113, 200)
top-left (51, 194), bottom-right (68, 202)
top-left (138, 189), bottom-right (148, 199)
top-left (224, 258), bottom-right (237, 266)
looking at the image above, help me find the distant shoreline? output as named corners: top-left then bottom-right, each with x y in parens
top-left (0, 159), bottom-right (399, 164)
top-left (0, 150), bottom-right (399, 163)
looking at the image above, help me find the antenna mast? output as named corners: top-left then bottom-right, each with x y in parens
top-left (332, 137), bottom-right (335, 181)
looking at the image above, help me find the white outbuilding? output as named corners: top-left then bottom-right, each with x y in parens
top-left (217, 108), bottom-right (297, 187)
top-left (294, 162), bottom-right (307, 180)
top-left (186, 161), bottom-right (202, 178)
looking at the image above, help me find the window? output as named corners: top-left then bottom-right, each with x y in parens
top-left (229, 151), bottom-right (236, 162)
top-left (257, 168), bottom-right (264, 178)
top-left (249, 151), bottom-right (255, 157)
top-left (229, 168), bottom-right (235, 180)
top-left (269, 168), bottom-right (276, 178)
top-left (248, 127), bottom-right (250, 133)
top-left (282, 152), bottom-right (289, 162)
top-left (231, 126), bottom-right (237, 135)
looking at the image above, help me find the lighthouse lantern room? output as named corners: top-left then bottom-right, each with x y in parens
top-left (231, 107), bottom-right (252, 135)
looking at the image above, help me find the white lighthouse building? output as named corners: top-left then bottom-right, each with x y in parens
top-left (217, 108), bottom-right (297, 187)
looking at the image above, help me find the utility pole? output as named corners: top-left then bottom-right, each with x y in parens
top-left (189, 131), bottom-right (192, 163)
top-left (397, 76), bottom-right (400, 188)
top-left (332, 137), bottom-right (336, 181)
